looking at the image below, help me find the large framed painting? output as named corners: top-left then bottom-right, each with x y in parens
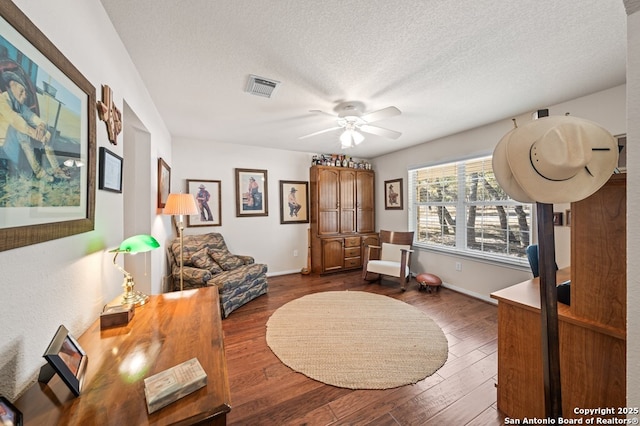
top-left (186, 179), bottom-right (221, 227)
top-left (235, 168), bottom-right (268, 217)
top-left (0, 1), bottom-right (96, 252)
top-left (279, 180), bottom-right (309, 224)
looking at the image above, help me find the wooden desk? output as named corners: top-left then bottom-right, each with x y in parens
top-left (15, 287), bottom-right (231, 425)
top-left (491, 269), bottom-right (626, 419)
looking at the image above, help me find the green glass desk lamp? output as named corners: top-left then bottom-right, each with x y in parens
top-left (110, 234), bottom-right (160, 306)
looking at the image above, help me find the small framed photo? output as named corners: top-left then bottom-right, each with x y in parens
top-left (0, 396), bottom-right (23, 426)
top-left (98, 147), bottom-right (123, 193)
top-left (615, 134), bottom-right (626, 172)
top-left (553, 212), bottom-right (563, 226)
top-left (39, 325), bottom-right (88, 397)
top-left (565, 209), bottom-right (571, 227)
top-left (279, 181), bottom-right (309, 224)
top-left (384, 178), bottom-right (403, 210)
top-left (236, 168), bottom-right (268, 217)
top-left (157, 158), bottom-right (171, 208)
top-left (186, 179), bottom-right (222, 227)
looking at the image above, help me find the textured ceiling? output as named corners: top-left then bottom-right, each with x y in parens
top-left (99, 0), bottom-right (627, 158)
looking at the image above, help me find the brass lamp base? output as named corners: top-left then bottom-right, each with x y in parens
top-left (121, 290), bottom-right (149, 307)
top-left (121, 275), bottom-right (149, 307)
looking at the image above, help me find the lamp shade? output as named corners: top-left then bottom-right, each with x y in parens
top-left (110, 234), bottom-right (160, 254)
top-left (163, 193), bottom-right (199, 216)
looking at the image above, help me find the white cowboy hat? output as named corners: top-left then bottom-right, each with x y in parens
top-left (492, 115), bottom-right (618, 204)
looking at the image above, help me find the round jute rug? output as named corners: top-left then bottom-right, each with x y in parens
top-left (265, 290), bottom-right (448, 389)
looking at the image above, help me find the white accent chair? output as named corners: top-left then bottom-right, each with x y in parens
top-left (362, 230), bottom-right (414, 291)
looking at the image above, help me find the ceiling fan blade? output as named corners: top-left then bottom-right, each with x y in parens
top-left (360, 106), bottom-right (401, 123)
top-left (360, 124), bottom-right (402, 140)
top-left (299, 126), bottom-right (342, 140)
top-left (309, 109), bottom-right (337, 118)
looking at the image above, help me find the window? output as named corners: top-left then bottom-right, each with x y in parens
top-left (409, 156), bottom-right (532, 263)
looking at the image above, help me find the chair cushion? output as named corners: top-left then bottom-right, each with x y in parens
top-left (190, 247), bottom-right (221, 271)
top-left (210, 249), bottom-right (245, 271)
top-left (380, 243), bottom-right (411, 263)
top-left (367, 260), bottom-right (410, 277)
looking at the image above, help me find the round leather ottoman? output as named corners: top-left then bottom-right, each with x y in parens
top-left (416, 273), bottom-right (442, 293)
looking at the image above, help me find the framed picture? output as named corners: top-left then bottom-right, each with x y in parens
top-left (236, 168), bottom-right (268, 217)
top-left (553, 212), bottom-right (563, 226)
top-left (39, 325), bottom-right (88, 397)
top-left (565, 209), bottom-right (571, 227)
top-left (0, 1), bottom-right (96, 252)
top-left (279, 180), bottom-right (309, 224)
top-left (157, 158), bottom-right (171, 208)
top-left (98, 147), bottom-right (123, 193)
top-left (615, 134), bottom-right (626, 172)
top-left (186, 179), bottom-right (221, 226)
top-left (0, 396), bottom-right (22, 426)
top-left (384, 178), bottom-right (403, 210)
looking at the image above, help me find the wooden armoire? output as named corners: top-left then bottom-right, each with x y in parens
top-left (309, 165), bottom-right (379, 274)
top-left (492, 174), bottom-right (626, 419)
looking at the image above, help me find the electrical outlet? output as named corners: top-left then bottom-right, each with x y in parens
top-left (455, 262), bottom-right (462, 271)
top-left (293, 249), bottom-right (298, 257)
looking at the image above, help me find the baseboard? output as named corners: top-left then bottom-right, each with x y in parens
top-left (267, 269), bottom-right (303, 277)
top-left (440, 282), bottom-right (497, 305)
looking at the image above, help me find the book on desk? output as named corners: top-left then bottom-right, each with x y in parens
top-left (144, 357), bottom-right (208, 414)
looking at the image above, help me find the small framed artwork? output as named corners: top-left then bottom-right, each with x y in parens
top-left (0, 396), bottom-right (23, 426)
top-left (279, 181), bottom-right (309, 224)
top-left (615, 134), bottom-right (626, 172)
top-left (553, 212), bottom-right (563, 226)
top-left (157, 158), bottom-right (171, 208)
top-left (384, 178), bottom-right (403, 210)
top-left (565, 209), bottom-right (571, 227)
top-left (38, 325), bottom-right (88, 397)
top-left (98, 147), bottom-right (123, 193)
top-left (186, 179), bottom-right (222, 227)
top-left (236, 168), bottom-right (268, 217)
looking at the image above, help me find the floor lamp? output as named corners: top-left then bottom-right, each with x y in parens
top-left (163, 193), bottom-right (199, 291)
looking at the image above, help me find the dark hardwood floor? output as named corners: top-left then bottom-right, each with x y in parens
top-left (221, 270), bottom-right (505, 425)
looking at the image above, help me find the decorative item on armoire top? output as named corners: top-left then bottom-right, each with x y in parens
top-left (98, 147), bottom-right (123, 193)
top-left (38, 325), bottom-right (88, 398)
top-left (96, 85), bottom-right (122, 145)
top-left (279, 180), bottom-right (309, 224)
top-left (236, 168), bottom-right (268, 217)
top-left (157, 158), bottom-right (171, 208)
top-left (0, 0), bottom-right (97, 252)
top-left (186, 179), bottom-right (222, 227)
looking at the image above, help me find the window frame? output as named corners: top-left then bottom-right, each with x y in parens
top-left (408, 155), bottom-right (534, 267)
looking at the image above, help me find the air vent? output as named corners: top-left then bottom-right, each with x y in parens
top-left (246, 75), bottom-right (280, 98)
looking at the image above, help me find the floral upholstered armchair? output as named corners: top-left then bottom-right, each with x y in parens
top-left (167, 232), bottom-right (268, 318)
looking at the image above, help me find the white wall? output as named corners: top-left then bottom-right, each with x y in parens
top-left (171, 138), bottom-right (315, 275)
top-left (625, 1), bottom-right (640, 409)
top-left (0, 0), bottom-right (172, 400)
top-left (372, 85), bottom-right (627, 301)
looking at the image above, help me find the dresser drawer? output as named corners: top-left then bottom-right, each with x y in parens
top-left (344, 247), bottom-right (361, 258)
top-left (344, 237), bottom-right (361, 248)
top-left (344, 257), bottom-right (361, 268)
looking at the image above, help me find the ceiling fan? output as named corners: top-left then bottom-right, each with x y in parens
top-left (299, 101), bottom-right (402, 148)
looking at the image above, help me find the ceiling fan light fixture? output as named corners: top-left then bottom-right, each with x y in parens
top-left (340, 129), bottom-right (364, 148)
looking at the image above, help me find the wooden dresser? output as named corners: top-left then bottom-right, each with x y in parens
top-left (15, 287), bottom-right (231, 425)
top-left (491, 174), bottom-right (626, 419)
top-left (309, 165), bottom-right (379, 274)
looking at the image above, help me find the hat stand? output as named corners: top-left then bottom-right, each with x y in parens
top-left (537, 202), bottom-right (563, 419)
